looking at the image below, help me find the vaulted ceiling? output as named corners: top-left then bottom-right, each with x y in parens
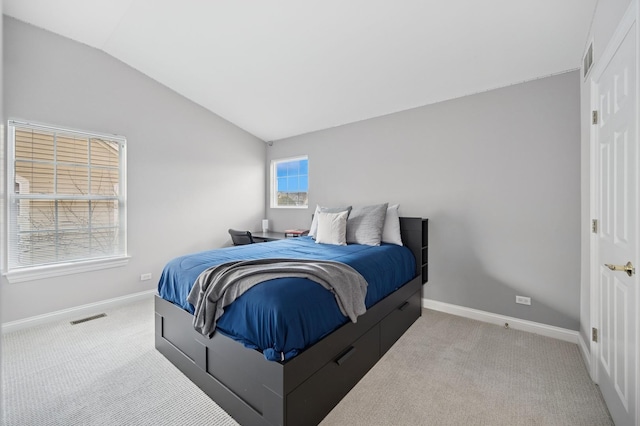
top-left (4, 1), bottom-right (597, 141)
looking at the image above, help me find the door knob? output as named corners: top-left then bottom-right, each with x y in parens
top-left (604, 261), bottom-right (635, 277)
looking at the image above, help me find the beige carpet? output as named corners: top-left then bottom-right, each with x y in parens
top-left (322, 310), bottom-right (612, 425)
top-left (2, 298), bottom-right (237, 426)
top-left (2, 297), bottom-right (612, 425)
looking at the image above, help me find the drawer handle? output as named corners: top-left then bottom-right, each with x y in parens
top-left (335, 347), bottom-right (356, 366)
top-left (399, 301), bottom-right (410, 311)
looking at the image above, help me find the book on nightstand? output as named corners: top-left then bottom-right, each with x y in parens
top-left (284, 229), bottom-right (309, 238)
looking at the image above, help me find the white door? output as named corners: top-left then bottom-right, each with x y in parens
top-left (593, 17), bottom-right (638, 426)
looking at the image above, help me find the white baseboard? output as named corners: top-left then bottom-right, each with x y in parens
top-left (422, 298), bottom-right (579, 344)
top-left (2, 289), bottom-right (156, 333)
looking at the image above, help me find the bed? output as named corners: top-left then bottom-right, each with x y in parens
top-left (154, 216), bottom-right (427, 425)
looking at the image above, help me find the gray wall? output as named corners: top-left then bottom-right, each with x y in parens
top-left (579, 0), bottom-right (632, 350)
top-left (2, 17), bottom-right (266, 323)
top-left (267, 71), bottom-right (581, 330)
top-left (0, 3), bottom-right (4, 416)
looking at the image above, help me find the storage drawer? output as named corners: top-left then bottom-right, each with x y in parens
top-left (286, 324), bottom-right (380, 426)
top-left (380, 289), bottom-right (421, 355)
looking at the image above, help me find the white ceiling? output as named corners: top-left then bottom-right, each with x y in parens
top-left (4, 0), bottom-right (597, 141)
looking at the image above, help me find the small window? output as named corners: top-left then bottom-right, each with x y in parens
top-left (270, 156), bottom-right (308, 208)
top-left (5, 120), bottom-right (127, 280)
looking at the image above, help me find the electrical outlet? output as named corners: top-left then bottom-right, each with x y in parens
top-left (516, 295), bottom-right (531, 305)
top-left (140, 273), bottom-right (152, 281)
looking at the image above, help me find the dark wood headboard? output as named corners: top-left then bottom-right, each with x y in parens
top-left (399, 217), bottom-right (428, 284)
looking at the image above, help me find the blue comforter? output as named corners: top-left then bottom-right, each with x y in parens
top-left (158, 236), bottom-right (415, 361)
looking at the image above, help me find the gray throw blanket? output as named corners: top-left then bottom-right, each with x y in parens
top-left (187, 258), bottom-right (368, 338)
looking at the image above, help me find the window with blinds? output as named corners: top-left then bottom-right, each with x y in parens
top-left (6, 120), bottom-right (127, 276)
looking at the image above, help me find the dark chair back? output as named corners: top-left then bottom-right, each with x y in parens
top-left (228, 229), bottom-right (255, 245)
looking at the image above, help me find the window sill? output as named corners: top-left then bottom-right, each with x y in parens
top-left (4, 256), bottom-right (131, 284)
top-left (270, 205), bottom-right (309, 209)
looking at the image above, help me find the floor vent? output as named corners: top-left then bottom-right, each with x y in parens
top-left (70, 313), bottom-right (107, 325)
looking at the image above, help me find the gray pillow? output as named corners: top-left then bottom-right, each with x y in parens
top-left (346, 203), bottom-right (389, 246)
top-left (309, 205), bottom-right (352, 238)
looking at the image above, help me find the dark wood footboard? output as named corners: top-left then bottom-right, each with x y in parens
top-left (155, 276), bottom-right (420, 425)
top-left (154, 217), bottom-right (427, 425)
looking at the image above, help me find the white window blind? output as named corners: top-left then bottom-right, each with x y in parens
top-left (6, 120), bottom-right (127, 274)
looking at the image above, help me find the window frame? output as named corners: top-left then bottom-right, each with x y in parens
top-left (4, 119), bottom-right (129, 283)
top-left (270, 155), bottom-right (309, 209)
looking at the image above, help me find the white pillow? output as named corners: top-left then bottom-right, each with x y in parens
top-left (308, 205), bottom-right (352, 238)
top-left (315, 211), bottom-right (348, 245)
top-left (382, 204), bottom-right (403, 245)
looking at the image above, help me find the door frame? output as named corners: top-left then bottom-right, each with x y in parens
top-left (588, 1), bottom-right (639, 423)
